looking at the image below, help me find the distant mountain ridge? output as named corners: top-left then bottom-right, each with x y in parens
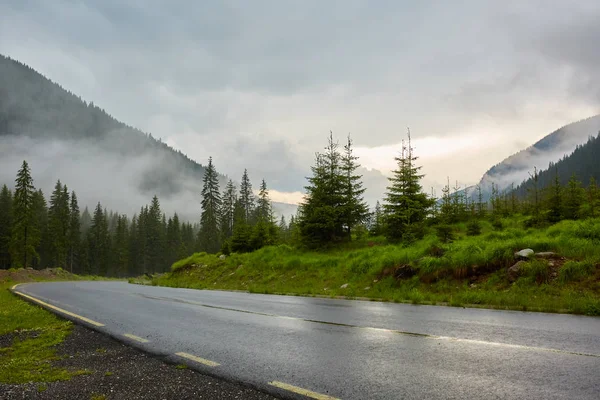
top-left (0, 54), bottom-right (295, 219)
top-left (466, 115), bottom-right (600, 199)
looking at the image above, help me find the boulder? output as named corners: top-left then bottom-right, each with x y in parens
top-left (514, 249), bottom-right (535, 260)
top-left (340, 283), bottom-right (349, 289)
top-left (219, 254), bottom-right (227, 260)
top-left (364, 286), bottom-right (371, 291)
top-left (507, 260), bottom-right (527, 282)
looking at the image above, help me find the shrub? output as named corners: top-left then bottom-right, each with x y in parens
top-left (558, 260), bottom-right (595, 284)
top-left (435, 225), bottom-right (454, 243)
top-left (522, 260), bottom-right (550, 284)
top-left (466, 220), bottom-right (482, 236)
top-left (491, 218), bottom-right (504, 231)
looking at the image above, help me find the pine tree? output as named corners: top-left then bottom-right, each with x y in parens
top-left (278, 215), bottom-right (288, 243)
top-left (0, 185), bottom-right (13, 269)
top-left (231, 198), bottom-right (252, 253)
top-left (370, 201), bottom-right (384, 236)
top-left (198, 157), bottom-right (222, 253)
top-left (80, 206), bottom-right (92, 235)
top-left (166, 213), bottom-right (182, 266)
top-left (31, 189), bottom-right (49, 269)
top-left (147, 195), bottom-right (164, 272)
top-left (528, 167), bottom-right (541, 221)
top-left (48, 180), bottom-right (70, 268)
top-left (10, 161), bottom-right (37, 268)
top-left (440, 178), bottom-right (453, 222)
top-left (68, 191), bottom-right (80, 273)
top-left (250, 179), bottom-right (277, 250)
top-left (546, 168), bottom-right (563, 223)
top-left (340, 135), bottom-right (369, 239)
top-left (564, 174), bottom-right (584, 220)
top-left (383, 131), bottom-right (433, 242)
top-left (587, 177), bottom-right (600, 218)
top-left (87, 202), bottom-right (110, 276)
top-left (220, 180), bottom-right (236, 241)
top-left (239, 169), bottom-right (255, 224)
top-left (298, 133), bottom-right (346, 246)
top-left (476, 185), bottom-right (485, 218)
top-left (113, 214), bottom-right (129, 277)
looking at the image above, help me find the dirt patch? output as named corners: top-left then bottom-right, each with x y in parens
top-left (0, 325), bottom-right (278, 400)
top-left (0, 268), bottom-right (77, 285)
top-left (0, 331), bottom-right (40, 349)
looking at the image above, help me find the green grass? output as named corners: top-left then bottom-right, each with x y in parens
top-left (0, 281), bottom-right (74, 383)
top-left (0, 271), bottom-right (113, 384)
top-left (154, 216), bottom-right (600, 315)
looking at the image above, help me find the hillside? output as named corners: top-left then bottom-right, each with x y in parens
top-left (473, 115), bottom-right (600, 196)
top-left (515, 133), bottom-right (600, 196)
top-left (0, 54), bottom-right (246, 220)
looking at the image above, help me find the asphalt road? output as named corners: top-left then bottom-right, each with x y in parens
top-left (12, 281), bottom-right (600, 400)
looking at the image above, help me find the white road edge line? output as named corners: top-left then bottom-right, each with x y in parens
top-left (12, 290), bottom-right (105, 327)
top-left (175, 352), bottom-right (220, 367)
top-left (269, 381), bottom-right (340, 400)
top-left (123, 333), bottom-right (150, 343)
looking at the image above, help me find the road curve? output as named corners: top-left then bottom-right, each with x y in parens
top-left (12, 281), bottom-right (600, 400)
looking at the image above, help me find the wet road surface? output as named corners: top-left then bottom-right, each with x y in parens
top-left (12, 281), bottom-right (600, 400)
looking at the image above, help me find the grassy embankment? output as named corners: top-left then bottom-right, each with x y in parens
top-left (0, 269), bottom-right (106, 384)
top-left (153, 217), bottom-right (600, 315)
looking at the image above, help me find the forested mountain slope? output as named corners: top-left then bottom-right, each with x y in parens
top-left (516, 133), bottom-right (600, 196)
top-left (0, 54), bottom-right (223, 220)
top-left (478, 115), bottom-right (600, 193)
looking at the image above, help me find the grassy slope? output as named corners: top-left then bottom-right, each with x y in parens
top-left (0, 270), bottom-right (104, 384)
top-left (154, 217), bottom-right (600, 315)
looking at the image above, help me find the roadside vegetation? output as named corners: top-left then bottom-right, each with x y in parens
top-left (153, 216), bottom-right (600, 315)
top-left (151, 132), bottom-right (600, 316)
top-left (0, 268), bottom-right (108, 384)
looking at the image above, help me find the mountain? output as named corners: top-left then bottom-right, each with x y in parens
top-left (468, 115), bottom-right (600, 198)
top-left (0, 54), bottom-right (294, 220)
top-left (515, 133), bottom-right (600, 196)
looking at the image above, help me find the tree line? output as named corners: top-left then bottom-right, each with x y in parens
top-left (0, 160), bottom-right (286, 274)
top-left (2, 129), bottom-right (600, 273)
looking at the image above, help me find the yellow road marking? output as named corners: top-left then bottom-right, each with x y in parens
top-left (269, 381), bottom-right (340, 400)
top-left (175, 352), bottom-right (220, 367)
top-left (11, 283), bottom-right (20, 290)
top-left (123, 333), bottom-right (150, 343)
top-left (13, 291), bottom-right (105, 327)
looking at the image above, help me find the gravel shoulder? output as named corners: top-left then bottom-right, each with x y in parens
top-left (0, 325), bottom-right (278, 400)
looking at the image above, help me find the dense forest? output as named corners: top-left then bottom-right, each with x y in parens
top-left (0, 160), bottom-right (283, 275)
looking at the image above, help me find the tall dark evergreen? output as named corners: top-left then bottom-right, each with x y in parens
top-left (383, 131), bottom-right (433, 242)
top-left (220, 180), bottom-right (236, 241)
top-left (87, 202), bottom-right (110, 275)
top-left (48, 180), bottom-right (70, 268)
top-left (10, 161), bottom-right (37, 268)
top-left (198, 157), bottom-right (222, 253)
top-left (68, 191), bottom-right (81, 273)
top-left (564, 174), bottom-right (584, 220)
top-left (340, 135), bottom-right (369, 239)
top-left (31, 189), bottom-right (49, 269)
top-left (239, 169), bottom-right (255, 223)
top-left (298, 134), bottom-right (346, 247)
top-left (0, 185), bottom-right (13, 269)
top-left (546, 168), bottom-right (563, 223)
top-left (147, 195), bottom-right (164, 272)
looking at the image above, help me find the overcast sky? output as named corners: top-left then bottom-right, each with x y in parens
top-left (2, 0), bottom-right (599, 204)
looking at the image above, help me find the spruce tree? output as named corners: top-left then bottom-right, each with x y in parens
top-left (10, 161), bottom-right (37, 268)
top-left (383, 131), bottom-right (433, 241)
top-left (220, 180), bottom-right (236, 241)
top-left (68, 191), bottom-right (81, 273)
top-left (198, 157), bottom-right (222, 253)
top-left (298, 133), bottom-right (346, 246)
top-left (340, 135), bottom-right (369, 239)
top-left (250, 179), bottom-right (277, 249)
top-left (114, 214), bottom-right (129, 277)
top-left (587, 177), bottom-right (600, 218)
top-left (564, 174), bottom-right (584, 220)
top-left (87, 202), bottom-right (110, 276)
top-left (231, 198), bottom-right (252, 253)
top-left (370, 201), bottom-right (384, 236)
top-left (547, 168), bottom-right (563, 223)
top-left (0, 185), bottom-right (13, 269)
top-left (239, 169), bottom-right (255, 223)
top-left (32, 189), bottom-right (49, 269)
top-left (48, 180), bottom-right (70, 268)
top-left (147, 195), bottom-right (164, 272)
